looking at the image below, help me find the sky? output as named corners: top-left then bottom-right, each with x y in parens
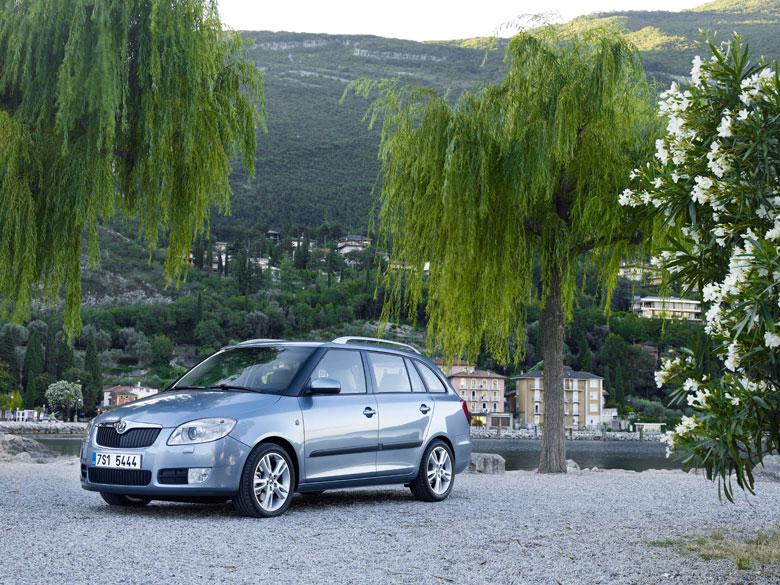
top-left (218, 0), bottom-right (706, 41)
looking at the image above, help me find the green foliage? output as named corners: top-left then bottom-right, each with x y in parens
top-left (0, 327), bottom-right (17, 384)
top-left (346, 25), bottom-right (658, 363)
top-left (625, 34), bottom-right (780, 499)
top-left (150, 334), bottom-right (174, 367)
top-left (22, 329), bottom-right (44, 407)
top-left (0, 0), bottom-right (263, 337)
top-left (45, 379), bottom-right (83, 419)
top-left (83, 332), bottom-right (102, 411)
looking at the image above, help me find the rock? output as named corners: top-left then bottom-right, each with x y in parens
top-left (469, 452), bottom-right (506, 474)
top-left (566, 459), bottom-right (580, 471)
top-left (753, 455), bottom-right (780, 482)
top-left (0, 433), bottom-right (55, 461)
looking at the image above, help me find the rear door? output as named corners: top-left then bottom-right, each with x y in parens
top-left (299, 349), bottom-right (378, 482)
top-left (368, 352), bottom-right (434, 475)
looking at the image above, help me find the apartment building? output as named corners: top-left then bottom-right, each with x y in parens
top-left (440, 363), bottom-right (511, 428)
top-left (632, 296), bottom-right (701, 321)
top-left (507, 367), bottom-right (605, 429)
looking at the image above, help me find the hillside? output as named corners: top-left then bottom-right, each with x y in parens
top-left (215, 0), bottom-right (780, 238)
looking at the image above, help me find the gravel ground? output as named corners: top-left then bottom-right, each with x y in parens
top-left (1, 458), bottom-right (778, 585)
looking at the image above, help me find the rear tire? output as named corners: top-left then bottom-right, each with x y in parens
top-left (233, 443), bottom-right (296, 518)
top-left (409, 440), bottom-right (455, 502)
top-left (100, 492), bottom-right (151, 507)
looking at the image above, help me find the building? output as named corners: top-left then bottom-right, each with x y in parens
top-left (632, 296), bottom-right (701, 321)
top-left (102, 383), bottom-right (158, 409)
top-left (507, 367), bottom-right (605, 429)
top-left (266, 230), bottom-right (281, 242)
top-left (336, 235), bottom-right (371, 255)
top-left (619, 261), bottom-right (662, 286)
top-left (443, 364), bottom-right (511, 429)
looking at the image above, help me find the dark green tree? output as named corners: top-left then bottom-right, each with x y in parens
top-left (0, 327), bottom-right (17, 385)
top-left (347, 25), bottom-right (656, 472)
top-left (83, 332), bottom-right (102, 412)
top-left (22, 330), bottom-right (44, 407)
top-left (150, 334), bottom-right (174, 367)
top-left (577, 331), bottom-right (593, 372)
top-left (0, 0), bottom-right (264, 336)
top-left (613, 365), bottom-right (625, 405)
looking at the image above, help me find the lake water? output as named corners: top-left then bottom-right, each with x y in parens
top-left (31, 435), bottom-right (679, 472)
top-left (473, 438), bottom-right (680, 472)
top-left (34, 435), bottom-right (84, 457)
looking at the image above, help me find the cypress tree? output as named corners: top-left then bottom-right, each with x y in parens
top-left (0, 327), bottom-right (17, 385)
top-left (83, 332), bottom-right (102, 412)
top-left (22, 330), bottom-right (44, 407)
top-left (614, 366), bottom-right (625, 405)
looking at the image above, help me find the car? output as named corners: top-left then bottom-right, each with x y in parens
top-left (80, 337), bottom-right (472, 517)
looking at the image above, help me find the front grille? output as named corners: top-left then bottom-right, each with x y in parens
top-left (158, 468), bottom-right (188, 485)
top-left (96, 426), bottom-right (160, 448)
top-left (87, 467), bottom-right (151, 486)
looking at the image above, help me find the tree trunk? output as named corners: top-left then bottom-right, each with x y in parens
top-left (539, 266), bottom-right (567, 473)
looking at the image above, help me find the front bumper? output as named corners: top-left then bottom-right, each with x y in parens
top-left (80, 428), bottom-right (251, 497)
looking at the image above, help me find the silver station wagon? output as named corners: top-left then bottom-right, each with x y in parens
top-left (80, 337), bottom-right (472, 517)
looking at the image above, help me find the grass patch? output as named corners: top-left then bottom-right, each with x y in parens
top-left (649, 529), bottom-right (780, 570)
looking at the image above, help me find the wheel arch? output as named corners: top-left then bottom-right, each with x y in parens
top-left (255, 436), bottom-right (300, 491)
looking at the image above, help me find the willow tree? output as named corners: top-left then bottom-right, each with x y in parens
top-left (347, 26), bottom-right (657, 472)
top-left (0, 0), bottom-right (263, 336)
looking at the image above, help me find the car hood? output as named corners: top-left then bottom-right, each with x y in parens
top-left (96, 390), bottom-right (281, 428)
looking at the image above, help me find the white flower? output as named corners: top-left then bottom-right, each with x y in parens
top-left (724, 393), bottom-right (740, 406)
top-left (691, 175), bottom-right (714, 205)
top-left (717, 112), bottom-right (732, 138)
top-left (766, 219), bottom-right (780, 241)
top-left (702, 282), bottom-right (721, 302)
top-left (675, 415), bottom-right (698, 437)
top-left (725, 342), bottom-right (741, 372)
top-left (655, 139), bottom-right (669, 165)
top-left (737, 109), bottom-right (749, 121)
top-left (618, 188), bottom-right (636, 207)
top-left (690, 56), bottom-right (704, 86)
top-left (765, 331), bottom-right (780, 349)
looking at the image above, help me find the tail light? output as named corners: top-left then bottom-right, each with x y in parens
top-left (460, 399), bottom-right (471, 425)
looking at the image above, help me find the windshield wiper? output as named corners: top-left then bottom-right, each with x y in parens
top-left (206, 384), bottom-right (257, 392)
top-left (167, 385), bottom-right (207, 392)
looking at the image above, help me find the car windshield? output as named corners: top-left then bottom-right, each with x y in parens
top-left (173, 346), bottom-right (315, 394)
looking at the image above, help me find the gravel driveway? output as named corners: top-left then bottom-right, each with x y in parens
top-left (1, 458), bottom-right (778, 585)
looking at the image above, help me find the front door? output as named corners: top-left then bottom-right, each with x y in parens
top-left (299, 349), bottom-right (378, 482)
top-left (367, 353), bottom-right (434, 475)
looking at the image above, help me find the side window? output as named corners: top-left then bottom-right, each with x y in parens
top-left (368, 353), bottom-right (411, 393)
top-left (415, 362), bottom-right (447, 393)
top-left (405, 358), bottom-right (426, 392)
top-left (310, 350), bottom-right (366, 394)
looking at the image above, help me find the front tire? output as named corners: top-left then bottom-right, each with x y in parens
top-left (100, 492), bottom-right (151, 507)
top-left (233, 443), bottom-right (296, 518)
top-left (409, 440), bottom-right (455, 502)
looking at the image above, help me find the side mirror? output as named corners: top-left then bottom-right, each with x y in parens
top-left (308, 377), bottom-right (341, 395)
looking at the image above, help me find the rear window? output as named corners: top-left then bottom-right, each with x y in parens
top-left (173, 346), bottom-right (314, 394)
top-left (415, 362), bottom-right (447, 393)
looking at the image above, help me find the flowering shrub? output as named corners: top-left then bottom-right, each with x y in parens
top-left (45, 380), bottom-right (83, 420)
top-left (621, 35), bottom-right (779, 499)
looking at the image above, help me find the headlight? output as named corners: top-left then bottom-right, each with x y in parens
top-left (167, 418), bottom-right (236, 445)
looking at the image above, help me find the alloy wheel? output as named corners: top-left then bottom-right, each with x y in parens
top-left (253, 452), bottom-right (291, 512)
top-left (427, 446), bottom-right (452, 495)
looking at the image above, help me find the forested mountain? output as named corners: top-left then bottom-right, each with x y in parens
top-left (218, 0), bottom-right (780, 236)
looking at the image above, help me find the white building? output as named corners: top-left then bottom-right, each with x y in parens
top-left (336, 235), bottom-right (371, 255)
top-left (102, 383), bottom-right (158, 408)
top-left (632, 296), bottom-right (701, 321)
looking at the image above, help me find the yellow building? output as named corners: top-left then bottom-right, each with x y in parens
top-left (507, 367), bottom-right (605, 430)
top-left (438, 363), bottom-right (511, 429)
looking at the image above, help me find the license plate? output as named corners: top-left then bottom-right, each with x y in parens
top-left (92, 452), bottom-right (141, 469)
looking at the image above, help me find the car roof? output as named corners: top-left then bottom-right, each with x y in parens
top-left (225, 338), bottom-right (433, 362)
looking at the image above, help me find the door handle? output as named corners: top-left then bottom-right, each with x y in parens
top-left (419, 404), bottom-right (430, 414)
top-left (363, 407), bottom-right (376, 418)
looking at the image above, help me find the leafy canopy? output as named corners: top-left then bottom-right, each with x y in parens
top-left (0, 0), bottom-right (264, 336)
top-left (346, 25), bottom-right (657, 363)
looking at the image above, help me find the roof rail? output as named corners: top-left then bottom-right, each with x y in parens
top-left (236, 338), bottom-right (287, 346)
top-left (331, 336), bottom-right (421, 354)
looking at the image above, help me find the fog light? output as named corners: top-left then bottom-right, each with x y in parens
top-left (188, 468), bottom-right (211, 484)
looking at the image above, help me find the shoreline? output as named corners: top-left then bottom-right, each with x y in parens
top-left (470, 427), bottom-right (665, 442)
